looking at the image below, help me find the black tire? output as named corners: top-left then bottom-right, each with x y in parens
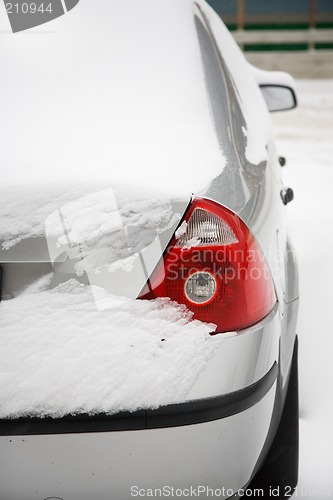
top-left (246, 336), bottom-right (299, 498)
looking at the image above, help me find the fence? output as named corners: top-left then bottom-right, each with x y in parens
top-left (207, 0), bottom-right (333, 77)
top-left (207, 0), bottom-right (333, 31)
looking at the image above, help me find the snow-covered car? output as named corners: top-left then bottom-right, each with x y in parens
top-left (0, 0), bottom-right (299, 499)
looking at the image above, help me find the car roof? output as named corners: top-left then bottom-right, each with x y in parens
top-left (0, 0), bottom-right (227, 197)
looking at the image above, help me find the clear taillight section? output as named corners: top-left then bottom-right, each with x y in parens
top-left (175, 208), bottom-right (238, 247)
top-left (140, 198), bottom-right (276, 334)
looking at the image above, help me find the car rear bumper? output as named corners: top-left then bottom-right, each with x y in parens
top-left (0, 304), bottom-right (290, 500)
top-left (0, 377), bottom-right (277, 500)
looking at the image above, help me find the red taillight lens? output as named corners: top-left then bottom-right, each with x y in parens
top-left (140, 198), bottom-right (276, 333)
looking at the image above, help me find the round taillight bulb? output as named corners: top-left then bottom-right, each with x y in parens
top-left (184, 271), bottom-right (217, 305)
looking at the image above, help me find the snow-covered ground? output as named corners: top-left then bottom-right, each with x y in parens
top-left (271, 79), bottom-right (333, 499)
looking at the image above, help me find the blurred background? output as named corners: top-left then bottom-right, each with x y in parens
top-left (207, 0), bottom-right (333, 77)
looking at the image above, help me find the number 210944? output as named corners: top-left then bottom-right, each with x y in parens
top-left (5, 3), bottom-right (53, 14)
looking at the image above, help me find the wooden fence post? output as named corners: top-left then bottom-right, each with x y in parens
top-left (237, 0), bottom-right (245, 31)
top-left (309, 0), bottom-right (317, 50)
top-left (309, 0), bottom-right (317, 29)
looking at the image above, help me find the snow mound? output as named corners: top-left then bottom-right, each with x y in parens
top-left (0, 279), bottom-right (221, 419)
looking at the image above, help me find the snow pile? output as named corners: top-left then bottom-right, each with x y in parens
top-left (0, 278), bottom-right (222, 419)
top-left (0, 184), bottom-right (95, 251)
top-left (45, 187), bottom-right (180, 276)
top-left (0, 0), bottom-right (225, 199)
top-left (0, 185), bottom-right (181, 277)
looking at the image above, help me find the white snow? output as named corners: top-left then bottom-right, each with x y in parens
top-left (45, 186), bottom-right (181, 277)
top-left (271, 79), bottom-right (333, 497)
top-left (183, 237), bottom-right (202, 248)
top-left (0, 185), bottom-right (182, 283)
top-left (0, 278), bottom-right (222, 418)
top-left (0, 183), bottom-right (95, 251)
top-left (175, 220), bottom-right (188, 239)
top-left (0, 0), bottom-right (225, 199)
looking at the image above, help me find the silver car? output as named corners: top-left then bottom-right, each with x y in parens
top-left (0, 0), bottom-right (299, 499)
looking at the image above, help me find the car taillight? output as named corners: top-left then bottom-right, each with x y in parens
top-left (140, 198), bottom-right (276, 334)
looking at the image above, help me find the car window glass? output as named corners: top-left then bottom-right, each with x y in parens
top-left (194, 13), bottom-right (235, 159)
top-left (194, 10), bottom-right (248, 166)
top-left (199, 2), bottom-right (271, 164)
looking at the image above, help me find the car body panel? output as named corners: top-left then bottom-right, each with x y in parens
top-left (185, 304), bottom-right (280, 401)
top-left (0, 383), bottom-right (276, 500)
